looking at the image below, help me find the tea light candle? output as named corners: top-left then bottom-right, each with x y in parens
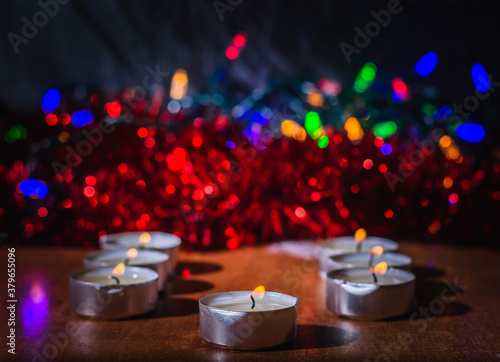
top-left (199, 287), bottom-right (297, 350)
top-left (84, 249), bottom-right (170, 292)
top-left (328, 251), bottom-right (411, 273)
top-left (318, 230), bottom-right (399, 278)
top-left (326, 264), bottom-right (415, 320)
top-left (70, 265), bottom-right (158, 320)
top-left (99, 231), bottom-right (181, 273)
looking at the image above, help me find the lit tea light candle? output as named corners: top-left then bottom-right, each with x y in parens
top-left (327, 246), bottom-right (411, 273)
top-left (326, 262), bottom-right (415, 320)
top-left (99, 231), bottom-right (181, 273)
top-left (318, 229), bottom-right (399, 278)
top-left (199, 286), bottom-right (297, 350)
top-left (84, 248), bottom-right (170, 292)
top-left (69, 263), bottom-right (158, 320)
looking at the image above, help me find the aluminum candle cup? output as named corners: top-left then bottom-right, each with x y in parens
top-left (328, 252), bottom-right (411, 273)
top-left (326, 267), bottom-right (415, 320)
top-left (318, 236), bottom-right (399, 278)
top-left (199, 291), bottom-right (297, 350)
top-left (99, 231), bottom-right (181, 273)
top-left (69, 266), bottom-right (158, 320)
top-left (84, 249), bottom-right (170, 292)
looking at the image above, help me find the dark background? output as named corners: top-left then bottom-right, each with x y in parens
top-left (1, 0), bottom-right (499, 109)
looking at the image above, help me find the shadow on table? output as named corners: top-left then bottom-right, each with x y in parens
top-left (271, 325), bottom-right (358, 351)
top-left (415, 280), bottom-right (466, 301)
top-left (175, 261), bottom-right (222, 275)
top-left (154, 296), bottom-right (199, 317)
top-left (382, 280), bottom-right (470, 321)
top-left (411, 265), bottom-right (445, 279)
top-left (168, 279), bottom-right (215, 294)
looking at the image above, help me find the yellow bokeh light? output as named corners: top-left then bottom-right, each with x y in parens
top-left (281, 120), bottom-right (294, 136)
top-left (307, 89), bottom-right (324, 107)
top-left (439, 136), bottom-right (452, 148)
top-left (58, 131), bottom-right (70, 143)
top-left (345, 117), bottom-right (364, 142)
top-left (170, 68), bottom-right (188, 100)
top-left (443, 177), bottom-right (453, 189)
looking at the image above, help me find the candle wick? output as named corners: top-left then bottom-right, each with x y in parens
top-left (250, 294), bottom-right (255, 309)
top-left (369, 268), bottom-right (378, 283)
top-left (108, 275), bottom-right (120, 284)
top-left (124, 259), bottom-right (130, 266)
top-left (368, 253), bottom-right (374, 267)
top-left (356, 242), bottom-right (362, 253)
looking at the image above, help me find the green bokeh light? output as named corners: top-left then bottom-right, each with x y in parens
top-left (318, 135), bottom-right (329, 148)
top-left (354, 63), bottom-right (377, 93)
top-left (305, 111), bottom-right (322, 140)
top-left (373, 121), bottom-right (397, 139)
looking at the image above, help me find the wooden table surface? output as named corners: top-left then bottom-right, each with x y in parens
top-left (1, 242), bottom-right (499, 361)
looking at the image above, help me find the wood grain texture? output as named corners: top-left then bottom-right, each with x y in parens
top-left (1, 242), bottom-right (499, 361)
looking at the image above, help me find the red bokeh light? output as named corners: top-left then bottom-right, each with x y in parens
top-left (295, 207), bottom-right (306, 218)
top-left (311, 192), bottom-right (321, 201)
top-left (137, 127), bottom-right (148, 138)
top-left (85, 175), bottom-right (97, 186)
top-left (38, 207), bottom-right (48, 217)
top-left (45, 114), bottom-right (58, 126)
top-left (84, 186), bottom-right (95, 197)
top-left (226, 46), bottom-right (239, 59)
top-left (106, 101), bottom-right (121, 118)
top-left (233, 33), bottom-right (247, 48)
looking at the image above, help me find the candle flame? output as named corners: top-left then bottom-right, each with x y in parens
top-left (354, 228), bottom-right (367, 242)
top-left (112, 263), bottom-right (126, 275)
top-left (374, 261), bottom-right (388, 275)
top-left (138, 232), bottom-right (151, 245)
top-left (126, 248), bottom-right (138, 259)
top-left (250, 285), bottom-right (265, 300)
top-left (370, 246), bottom-right (383, 256)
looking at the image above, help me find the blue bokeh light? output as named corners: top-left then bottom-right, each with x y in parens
top-left (225, 140), bottom-right (236, 149)
top-left (19, 180), bottom-right (48, 198)
top-left (439, 106), bottom-right (453, 119)
top-left (381, 143), bottom-right (393, 155)
top-left (71, 110), bottom-right (95, 127)
top-left (391, 91), bottom-right (404, 103)
top-left (41, 89), bottom-right (61, 114)
top-left (456, 123), bottom-right (485, 142)
top-left (415, 52), bottom-right (438, 77)
top-left (471, 64), bottom-right (490, 92)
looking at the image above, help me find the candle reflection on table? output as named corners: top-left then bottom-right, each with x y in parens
top-left (21, 278), bottom-right (49, 340)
